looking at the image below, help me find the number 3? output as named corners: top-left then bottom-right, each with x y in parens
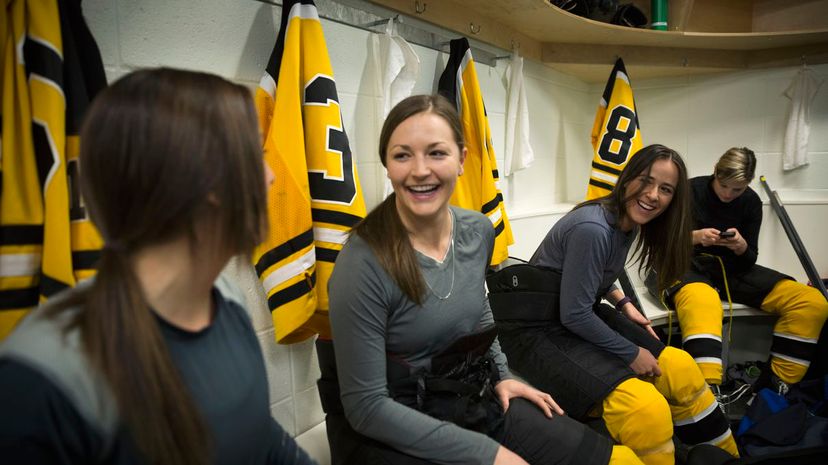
top-left (304, 75), bottom-right (357, 205)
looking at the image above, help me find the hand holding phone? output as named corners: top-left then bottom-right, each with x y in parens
top-left (719, 230), bottom-right (735, 239)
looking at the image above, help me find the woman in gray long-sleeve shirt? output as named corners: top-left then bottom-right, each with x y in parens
top-left (323, 95), bottom-right (644, 465)
top-left (492, 145), bottom-right (739, 465)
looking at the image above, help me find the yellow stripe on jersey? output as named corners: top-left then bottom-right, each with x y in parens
top-left (438, 38), bottom-right (513, 266)
top-left (254, 0), bottom-right (366, 344)
top-left (1, 0), bottom-right (105, 339)
top-left (587, 58), bottom-right (643, 200)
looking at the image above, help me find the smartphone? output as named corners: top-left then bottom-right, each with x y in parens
top-left (719, 230), bottom-right (735, 238)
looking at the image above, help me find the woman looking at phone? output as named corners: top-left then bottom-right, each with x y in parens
top-left (653, 147), bottom-right (828, 394)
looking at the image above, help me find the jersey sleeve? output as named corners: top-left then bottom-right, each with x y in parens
top-left (0, 359), bottom-right (103, 464)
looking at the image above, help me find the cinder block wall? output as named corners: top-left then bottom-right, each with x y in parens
top-left (81, 0), bottom-right (828, 437)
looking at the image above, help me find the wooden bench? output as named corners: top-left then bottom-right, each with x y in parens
top-left (631, 285), bottom-right (766, 328)
top-left (629, 285), bottom-right (777, 370)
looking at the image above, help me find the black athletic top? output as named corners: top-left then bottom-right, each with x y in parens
top-left (0, 277), bottom-right (316, 465)
top-left (691, 175), bottom-right (762, 273)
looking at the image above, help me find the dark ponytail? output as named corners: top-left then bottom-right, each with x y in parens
top-left (48, 68), bottom-right (267, 465)
top-left (81, 247), bottom-right (210, 464)
top-left (353, 194), bottom-right (425, 304)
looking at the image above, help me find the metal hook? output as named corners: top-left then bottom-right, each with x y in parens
top-left (801, 55), bottom-right (807, 66)
top-left (362, 14), bottom-right (399, 29)
top-left (414, 0), bottom-right (426, 14)
top-left (469, 22), bottom-right (481, 34)
top-left (682, 57), bottom-right (688, 67)
top-left (511, 39), bottom-right (521, 51)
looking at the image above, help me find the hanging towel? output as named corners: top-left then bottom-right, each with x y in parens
top-left (783, 67), bottom-right (823, 171)
top-left (371, 18), bottom-right (420, 198)
top-left (503, 52), bottom-right (534, 177)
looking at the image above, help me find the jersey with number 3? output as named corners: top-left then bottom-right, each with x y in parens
top-left (1, 0), bottom-right (105, 339)
top-left (254, 0), bottom-right (366, 343)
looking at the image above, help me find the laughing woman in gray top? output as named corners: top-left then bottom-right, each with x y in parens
top-left (492, 145), bottom-right (739, 465)
top-left (323, 95), bottom-right (643, 465)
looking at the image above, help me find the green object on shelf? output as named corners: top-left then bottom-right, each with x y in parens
top-left (651, 0), bottom-right (667, 30)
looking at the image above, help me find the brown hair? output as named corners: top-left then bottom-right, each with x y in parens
top-left (714, 147), bottom-right (756, 184)
top-left (62, 68), bottom-right (267, 465)
top-left (578, 144), bottom-right (693, 292)
top-left (353, 94), bottom-right (464, 304)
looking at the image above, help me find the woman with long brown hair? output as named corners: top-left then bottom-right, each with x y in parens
top-left (489, 145), bottom-right (739, 464)
top-left (0, 68), bottom-right (315, 465)
top-left (320, 94), bottom-right (643, 465)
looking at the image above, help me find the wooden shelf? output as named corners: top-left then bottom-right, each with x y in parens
top-left (367, 0), bottom-right (828, 82)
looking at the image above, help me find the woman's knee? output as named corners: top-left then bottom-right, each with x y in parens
top-left (675, 283), bottom-right (723, 327)
top-left (655, 347), bottom-right (707, 403)
top-left (603, 379), bottom-right (672, 445)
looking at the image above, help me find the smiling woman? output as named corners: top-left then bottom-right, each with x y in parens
top-left (384, 110), bottom-right (465, 259)
top-left (490, 144), bottom-right (741, 464)
top-left (618, 158), bottom-right (678, 232)
top-left (318, 95), bottom-right (646, 465)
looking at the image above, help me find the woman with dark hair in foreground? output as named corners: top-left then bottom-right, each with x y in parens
top-left (0, 68), bottom-right (316, 465)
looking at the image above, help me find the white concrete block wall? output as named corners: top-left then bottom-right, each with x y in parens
top-left (80, 0), bottom-right (827, 441)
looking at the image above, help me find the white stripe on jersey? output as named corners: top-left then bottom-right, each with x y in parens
top-left (0, 254), bottom-right (41, 277)
top-left (590, 169), bottom-right (618, 184)
top-left (261, 247), bottom-right (315, 293)
top-left (487, 207), bottom-right (502, 226)
top-left (259, 72), bottom-right (276, 99)
top-left (313, 227), bottom-right (348, 245)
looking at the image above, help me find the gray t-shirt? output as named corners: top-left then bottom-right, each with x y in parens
top-left (329, 206), bottom-right (508, 465)
top-left (530, 203), bottom-right (639, 363)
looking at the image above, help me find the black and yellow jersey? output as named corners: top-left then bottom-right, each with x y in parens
top-left (438, 38), bottom-right (513, 266)
top-left (254, 0), bottom-right (366, 343)
top-left (587, 58), bottom-right (643, 200)
top-left (0, 0), bottom-right (105, 339)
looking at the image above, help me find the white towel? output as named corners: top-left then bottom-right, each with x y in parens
top-left (503, 52), bottom-right (534, 177)
top-left (371, 19), bottom-right (420, 198)
top-left (783, 66), bottom-right (823, 171)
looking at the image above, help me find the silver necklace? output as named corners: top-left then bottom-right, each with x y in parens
top-left (423, 211), bottom-right (456, 300)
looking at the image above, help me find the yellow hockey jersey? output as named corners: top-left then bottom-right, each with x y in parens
top-left (438, 38), bottom-right (513, 266)
top-left (587, 58), bottom-right (643, 200)
top-left (0, 0), bottom-right (105, 339)
top-left (254, 0), bottom-right (366, 343)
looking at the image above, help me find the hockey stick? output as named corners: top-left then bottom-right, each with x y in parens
top-left (759, 176), bottom-right (828, 301)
